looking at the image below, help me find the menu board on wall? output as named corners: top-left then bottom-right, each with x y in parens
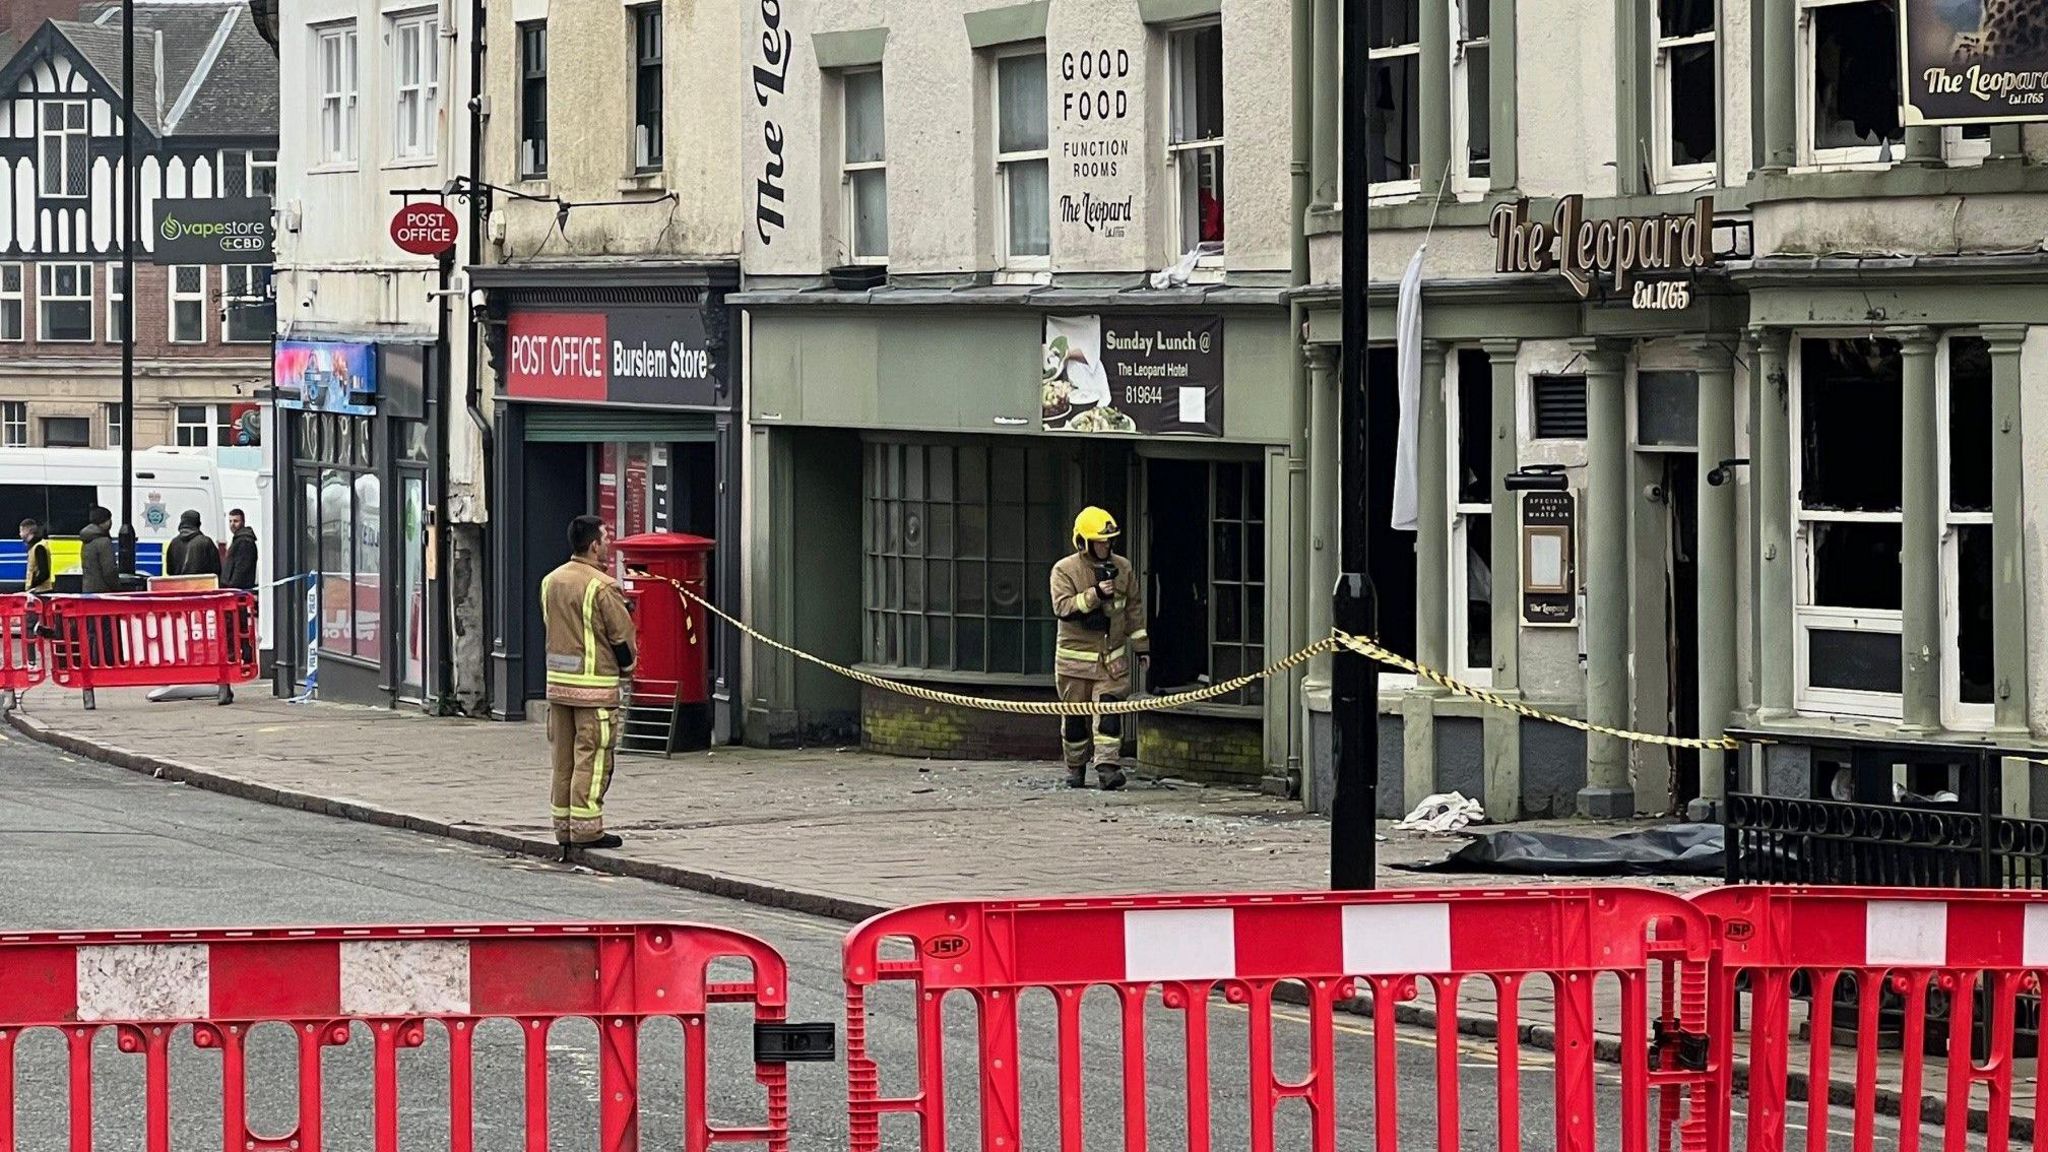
top-left (1521, 491), bottom-right (1578, 626)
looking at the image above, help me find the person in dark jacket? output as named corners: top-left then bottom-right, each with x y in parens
top-left (166, 510), bottom-right (222, 579)
top-left (223, 509), bottom-right (258, 591)
top-left (79, 507), bottom-right (118, 593)
top-left (18, 517), bottom-right (52, 593)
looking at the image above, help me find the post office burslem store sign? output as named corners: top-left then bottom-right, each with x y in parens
top-left (1901, 0), bottom-right (2048, 125)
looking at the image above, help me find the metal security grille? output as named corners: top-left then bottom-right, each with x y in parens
top-left (1532, 373), bottom-right (1588, 439)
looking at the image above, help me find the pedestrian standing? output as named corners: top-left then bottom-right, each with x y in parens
top-left (1049, 506), bottom-right (1149, 790)
top-left (19, 518), bottom-right (52, 594)
top-left (222, 508), bottom-right (260, 667)
top-left (166, 510), bottom-right (222, 579)
top-left (79, 506), bottom-right (117, 593)
top-left (541, 514), bottom-right (637, 856)
top-left (222, 509), bottom-right (258, 591)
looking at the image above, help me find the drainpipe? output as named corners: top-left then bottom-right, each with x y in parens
top-left (1283, 0), bottom-right (1312, 795)
top-left (463, 0), bottom-right (494, 715)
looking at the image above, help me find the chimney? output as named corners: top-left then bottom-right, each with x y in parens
top-left (6, 0), bottom-right (90, 48)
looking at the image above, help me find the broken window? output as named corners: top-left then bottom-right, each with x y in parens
top-left (1796, 337), bottom-right (1903, 712)
top-left (1454, 349), bottom-right (1493, 678)
top-left (1456, 0), bottom-right (1489, 182)
top-left (1655, 0), bottom-right (1716, 181)
top-left (1947, 335), bottom-right (1993, 710)
top-left (1367, 0), bottom-right (1421, 188)
top-left (1806, 0), bottom-right (1903, 161)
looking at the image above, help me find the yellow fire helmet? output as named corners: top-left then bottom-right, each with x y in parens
top-left (1072, 506), bottom-right (1121, 548)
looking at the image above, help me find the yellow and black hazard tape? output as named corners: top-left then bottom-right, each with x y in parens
top-left (638, 572), bottom-right (1740, 751)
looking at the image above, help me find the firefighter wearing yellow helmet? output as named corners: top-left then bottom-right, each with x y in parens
top-left (1049, 506), bottom-right (1148, 789)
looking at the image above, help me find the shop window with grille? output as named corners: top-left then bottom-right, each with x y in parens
top-left (295, 410), bottom-right (379, 660)
top-left (863, 440), bottom-right (1067, 676)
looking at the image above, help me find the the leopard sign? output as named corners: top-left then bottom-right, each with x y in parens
top-left (1903, 0), bottom-right (2048, 124)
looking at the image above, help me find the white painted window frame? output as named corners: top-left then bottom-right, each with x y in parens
top-left (35, 262), bottom-right (93, 343)
top-left (316, 24), bottom-right (359, 166)
top-left (104, 402), bottom-right (122, 449)
top-left (1166, 20), bottom-right (1224, 266)
top-left (174, 404), bottom-right (212, 449)
top-left (994, 47), bottom-right (1050, 272)
top-left (1448, 349), bottom-right (1495, 688)
top-left (168, 265), bottom-right (207, 344)
top-left (1936, 334), bottom-right (1995, 731)
top-left (38, 100), bottom-right (88, 198)
top-left (1367, 4), bottom-right (1422, 202)
top-left (1449, 0), bottom-right (1490, 199)
top-left (0, 264), bottom-right (23, 343)
top-left (841, 67), bottom-right (888, 266)
top-left (1796, 0), bottom-right (1902, 169)
top-left (389, 11), bottom-right (440, 162)
top-left (1789, 332), bottom-right (1904, 720)
top-left (105, 262), bottom-right (125, 343)
top-left (0, 403), bottom-right (26, 448)
top-left (1651, 2), bottom-right (1717, 190)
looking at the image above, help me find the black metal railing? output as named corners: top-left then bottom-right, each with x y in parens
top-left (1723, 729), bottom-right (2048, 889)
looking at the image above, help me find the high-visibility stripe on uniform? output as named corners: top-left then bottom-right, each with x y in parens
top-left (544, 568), bottom-right (621, 694)
top-left (1128, 628), bottom-right (1148, 643)
top-left (1057, 644), bottom-right (1128, 665)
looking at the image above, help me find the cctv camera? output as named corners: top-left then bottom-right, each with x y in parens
top-left (1644, 483), bottom-right (1667, 504)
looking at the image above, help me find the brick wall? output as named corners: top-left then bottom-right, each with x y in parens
top-left (1135, 713), bottom-right (1265, 788)
top-left (861, 681), bottom-right (1063, 760)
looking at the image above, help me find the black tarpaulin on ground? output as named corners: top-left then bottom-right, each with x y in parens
top-left (1393, 823), bottom-right (1725, 877)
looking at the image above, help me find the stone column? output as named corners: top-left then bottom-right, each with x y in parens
top-left (1752, 328), bottom-right (1794, 715)
top-left (1404, 341), bottom-right (1450, 810)
top-left (1760, 0), bottom-right (1797, 170)
top-left (1309, 0), bottom-right (1339, 209)
top-left (1984, 326), bottom-right (2031, 734)
top-left (1482, 338), bottom-right (1522, 820)
top-left (1575, 338), bottom-right (1632, 817)
top-left (1303, 344), bottom-right (1339, 690)
top-left (1419, 0), bottom-right (1453, 200)
top-left (1415, 342), bottom-right (1451, 677)
top-left (1690, 338), bottom-right (1739, 806)
top-left (1899, 328), bottom-right (1941, 732)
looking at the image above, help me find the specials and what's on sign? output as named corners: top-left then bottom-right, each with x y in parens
top-left (1042, 314), bottom-right (1223, 437)
top-left (1520, 491), bottom-right (1578, 626)
top-left (1056, 48), bottom-right (1136, 245)
top-left (505, 306), bottom-right (720, 408)
top-left (1491, 195), bottom-right (1715, 306)
top-left (1903, 0), bottom-right (2048, 124)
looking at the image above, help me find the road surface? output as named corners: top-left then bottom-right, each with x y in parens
top-left (0, 731), bottom-right (1970, 1150)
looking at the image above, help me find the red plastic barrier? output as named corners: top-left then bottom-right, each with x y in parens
top-left (1697, 886), bottom-right (2048, 1152)
top-left (0, 922), bottom-right (794, 1151)
top-left (38, 590), bottom-right (256, 691)
top-left (0, 592), bottom-right (46, 699)
top-left (843, 889), bottom-right (1722, 1152)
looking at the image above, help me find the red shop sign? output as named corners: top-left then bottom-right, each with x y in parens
top-left (389, 202), bottom-right (459, 256)
top-left (505, 311), bottom-right (609, 402)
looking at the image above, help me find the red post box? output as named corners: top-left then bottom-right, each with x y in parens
top-left (616, 533), bottom-right (715, 715)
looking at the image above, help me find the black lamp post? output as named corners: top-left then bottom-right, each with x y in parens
top-left (117, 0), bottom-right (138, 576)
top-left (1330, 0), bottom-right (1378, 890)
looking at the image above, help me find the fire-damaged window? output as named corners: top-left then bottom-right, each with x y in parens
top-left (1803, 0), bottom-right (1903, 165)
top-left (1453, 349), bottom-right (1493, 682)
top-left (1947, 335), bottom-right (1993, 720)
top-left (1795, 337), bottom-right (1903, 712)
top-left (1654, 0), bottom-right (1716, 184)
top-left (1367, 0), bottom-right (1420, 192)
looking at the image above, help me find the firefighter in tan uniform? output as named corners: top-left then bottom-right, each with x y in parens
top-left (1049, 507), bottom-right (1148, 790)
top-left (541, 514), bottom-right (638, 856)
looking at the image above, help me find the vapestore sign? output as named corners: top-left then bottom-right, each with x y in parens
top-left (1903, 0), bottom-right (2048, 124)
top-left (1491, 195), bottom-right (1715, 302)
top-left (505, 307), bottom-right (719, 408)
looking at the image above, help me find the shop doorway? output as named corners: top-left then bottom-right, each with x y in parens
top-left (1661, 457), bottom-right (1701, 808)
top-left (1146, 458), bottom-right (1209, 693)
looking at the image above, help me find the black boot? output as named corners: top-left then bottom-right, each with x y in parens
top-left (1097, 763), bottom-right (1127, 791)
top-left (1065, 763), bottom-right (1088, 788)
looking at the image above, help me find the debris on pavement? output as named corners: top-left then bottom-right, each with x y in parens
top-left (1395, 791), bottom-right (1486, 833)
top-left (1394, 823), bottom-right (1725, 877)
